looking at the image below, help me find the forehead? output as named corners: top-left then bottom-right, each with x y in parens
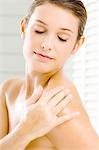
top-left (29, 3), bottom-right (79, 32)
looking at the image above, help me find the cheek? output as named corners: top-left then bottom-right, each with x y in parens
top-left (23, 34), bottom-right (32, 51)
top-left (23, 33), bottom-right (39, 55)
top-left (56, 42), bottom-right (75, 66)
top-left (58, 51), bottom-right (69, 67)
top-left (57, 46), bottom-right (71, 60)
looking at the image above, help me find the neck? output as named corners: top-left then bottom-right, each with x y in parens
top-left (24, 69), bottom-right (63, 99)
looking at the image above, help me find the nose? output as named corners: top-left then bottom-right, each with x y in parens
top-left (40, 35), bottom-right (54, 51)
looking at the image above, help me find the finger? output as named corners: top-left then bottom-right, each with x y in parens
top-left (27, 85), bottom-right (43, 106)
top-left (48, 89), bottom-right (70, 109)
top-left (53, 94), bottom-right (72, 115)
top-left (18, 85), bottom-right (25, 97)
top-left (40, 86), bottom-right (65, 103)
top-left (33, 77), bottom-right (39, 93)
top-left (56, 111), bottom-right (80, 126)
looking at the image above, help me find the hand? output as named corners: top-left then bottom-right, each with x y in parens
top-left (19, 84), bottom-right (79, 140)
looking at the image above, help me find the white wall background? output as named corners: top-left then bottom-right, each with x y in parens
top-left (0, 0), bottom-right (99, 135)
top-left (0, 0), bottom-right (30, 82)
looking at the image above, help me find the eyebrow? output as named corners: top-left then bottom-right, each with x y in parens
top-left (35, 19), bottom-right (73, 33)
top-left (35, 19), bottom-right (47, 26)
top-left (60, 28), bottom-right (74, 33)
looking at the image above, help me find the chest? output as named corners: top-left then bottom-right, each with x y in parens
top-left (7, 96), bottom-right (55, 150)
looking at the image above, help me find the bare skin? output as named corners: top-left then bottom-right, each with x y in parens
top-left (0, 72), bottom-right (80, 150)
top-left (0, 2), bottom-right (98, 150)
top-left (0, 72), bottom-right (98, 150)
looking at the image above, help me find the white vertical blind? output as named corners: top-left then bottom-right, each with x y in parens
top-left (72, 0), bottom-right (99, 135)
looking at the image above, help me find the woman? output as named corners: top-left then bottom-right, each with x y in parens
top-left (0, 0), bottom-right (98, 150)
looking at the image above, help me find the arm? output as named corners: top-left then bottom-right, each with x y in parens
top-left (0, 82), bottom-right (78, 150)
top-left (46, 84), bottom-right (98, 150)
top-left (0, 82), bottom-right (9, 139)
top-left (0, 121), bottom-right (36, 150)
top-left (0, 81), bottom-right (31, 150)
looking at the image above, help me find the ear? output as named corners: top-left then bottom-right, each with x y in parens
top-left (71, 36), bottom-right (85, 55)
top-left (20, 16), bottom-right (26, 39)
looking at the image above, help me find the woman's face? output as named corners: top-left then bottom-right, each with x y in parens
top-left (22, 2), bottom-right (81, 74)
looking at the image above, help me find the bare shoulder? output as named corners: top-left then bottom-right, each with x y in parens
top-left (0, 78), bottom-right (24, 94)
top-left (0, 78), bottom-right (24, 138)
top-left (46, 74), bottom-right (89, 116)
top-left (0, 78), bottom-right (24, 103)
top-left (46, 74), bottom-right (98, 149)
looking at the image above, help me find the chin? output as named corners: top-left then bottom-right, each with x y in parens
top-left (31, 66), bottom-right (59, 76)
top-left (29, 65), bottom-right (52, 74)
top-left (27, 59), bottom-right (60, 74)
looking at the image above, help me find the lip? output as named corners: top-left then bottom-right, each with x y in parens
top-left (33, 51), bottom-right (54, 60)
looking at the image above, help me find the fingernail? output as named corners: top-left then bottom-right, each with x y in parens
top-left (38, 85), bottom-right (43, 90)
top-left (68, 94), bottom-right (73, 99)
top-left (33, 86), bottom-right (40, 94)
top-left (73, 111), bottom-right (80, 116)
top-left (66, 89), bottom-right (70, 93)
top-left (20, 86), bottom-right (24, 94)
top-left (34, 85), bottom-right (43, 93)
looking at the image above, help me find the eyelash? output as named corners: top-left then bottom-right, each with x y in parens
top-left (35, 30), bottom-right (68, 42)
top-left (58, 36), bottom-right (67, 42)
top-left (35, 30), bottom-right (44, 34)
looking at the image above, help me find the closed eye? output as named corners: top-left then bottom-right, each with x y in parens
top-left (58, 36), bottom-right (68, 42)
top-left (35, 30), bottom-right (44, 34)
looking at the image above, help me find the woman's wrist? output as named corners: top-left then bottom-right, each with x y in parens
top-left (0, 121), bottom-right (37, 150)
